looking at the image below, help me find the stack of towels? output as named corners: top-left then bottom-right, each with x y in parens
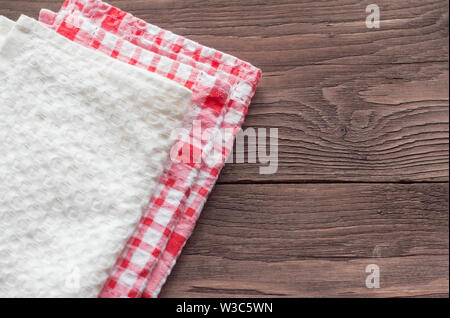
top-left (0, 0), bottom-right (261, 298)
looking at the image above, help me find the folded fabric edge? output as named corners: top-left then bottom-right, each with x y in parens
top-left (39, 9), bottom-right (56, 25)
top-left (57, 0), bottom-right (262, 88)
top-left (38, 9), bottom-right (233, 99)
top-left (0, 15), bottom-right (15, 33)
top-left (10, 15), bottom-right (192, 114)
top-left (40, 6), bottom-right (260, 91)
top-left (0, 16), bottom-right (15, 47)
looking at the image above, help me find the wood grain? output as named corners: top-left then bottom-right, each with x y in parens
top-left (0, 0), bottom-right (448, 298)
top-left (160, 183), bottom-right (449, 298)
top-left (1, 0), bottom-right (446, 182)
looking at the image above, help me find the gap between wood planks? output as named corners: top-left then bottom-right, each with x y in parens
top-left (217, 179), bottom-right (449, 185)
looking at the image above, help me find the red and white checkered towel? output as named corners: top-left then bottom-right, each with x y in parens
top-left (41, 0), bottom-right (262, 298)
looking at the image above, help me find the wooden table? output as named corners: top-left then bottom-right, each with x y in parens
top-left (1, 0), bottom-right (448, 298)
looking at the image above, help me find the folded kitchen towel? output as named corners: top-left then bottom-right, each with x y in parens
top-left (38, 9), bottom-right (233, 296)
top-left (46, 0), bottom-right (262, 298)
top-left (0, 15), bottom-right (191, 297)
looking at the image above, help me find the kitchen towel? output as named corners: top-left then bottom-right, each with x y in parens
top-left (0, 15), bottom-right (191, 297)
top-left (39, 9), bottom-right (235, 296)
top-left (44, 0), bottom-right (262, 298)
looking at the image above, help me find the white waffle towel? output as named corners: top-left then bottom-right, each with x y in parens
top-left (0, 15), bottom-right (191, 298)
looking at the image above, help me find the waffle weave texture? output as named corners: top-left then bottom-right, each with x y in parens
top-left (0, 16), bottom-right (14, 46)
top-left (44, 0), bottom-right (262, 298)
top-left (0, 15), bottom-right (190, 298)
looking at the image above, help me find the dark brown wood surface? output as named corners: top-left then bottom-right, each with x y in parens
top-left (1, 0), bottom-right (448, 297)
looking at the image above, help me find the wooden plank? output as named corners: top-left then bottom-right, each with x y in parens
top-left (0, 0), bottom-right (448, 298)
top-left (1, 0), bottom-right (447, 182)
top-left (221, 62), bottom-right (449, 183)
top-left (160, 183), bottom-right (449, 297)
top-left (1, 1), bottom-right (448, 66)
